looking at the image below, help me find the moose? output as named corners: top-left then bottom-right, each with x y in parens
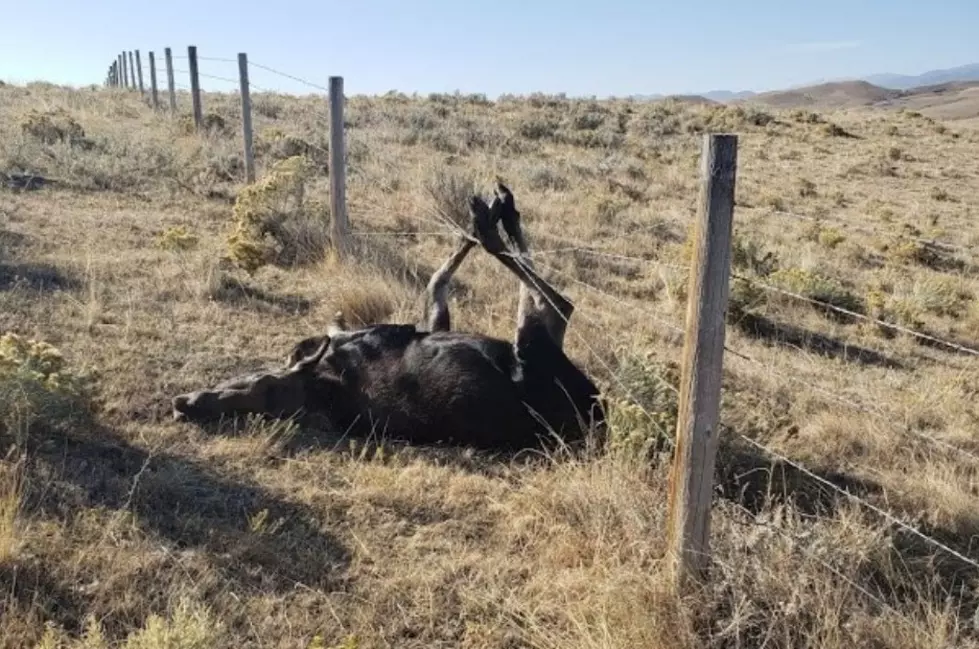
top-left (171, 184), bottom-right (606, 451)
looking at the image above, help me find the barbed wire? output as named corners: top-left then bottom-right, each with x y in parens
top-left (505, 252), bottom-right (681, 445)
top-left (197, 55), bottom-right (238, 64)
top-left (247, 60), bottom-right (331, 93)
top-left (734, 432), bottom-right (979, 572)
top-left (196, 71), bottom-right (240, 86)
top-left (529, 256), bottom-right (685, 337)
top-left (721, 502), bottom-right (916, 625)
top-left (523, 249), bottom-right (979, 466)
top-left (732, 272), bottom-right (979, 358)
top-left (724, 344), bottom-right (979, 465)
top-left (531, 217), bottom-right (689, 257)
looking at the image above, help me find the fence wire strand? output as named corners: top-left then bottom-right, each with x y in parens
top-left (503, 252), bottom-right (681, 446)
top-left (732, 272), bottom-right (979, 358)
top-left (723, 502), bottom-right (911, 620)
top-left (724, 345), bottom-right (979, 465)
top-left (247, 60), bottom-right (331, 93)
top-left (734, 432), bottom-right (979, 572)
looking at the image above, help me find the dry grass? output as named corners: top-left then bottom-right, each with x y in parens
top-left (1, 81), bottom-right (979, 648)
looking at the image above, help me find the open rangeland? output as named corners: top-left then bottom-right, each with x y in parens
top-left (2, 81), bottom-right (979, 648)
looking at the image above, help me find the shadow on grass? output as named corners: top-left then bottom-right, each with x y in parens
top-left (715, 433), bottom-right (979, 624)
top-left (1, 422), bottom-right (351, 639)
top-left (211, 275), bottom-right (313, 315)
top-left (0, 261), bottom-right (82, 292)
top-left (730, 310), bottom-right (905, 370)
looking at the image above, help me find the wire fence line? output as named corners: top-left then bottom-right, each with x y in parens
top-left (734, 432), bottom-right (979, 572)
top-left (723, 345), bottom-right (979, 465)
top-left (732, 271), bottom-right (979, 358)
top-left (411, 219), bottom-right (979, 602)
top-left (721, 501), bottom-right (927, 632)
top-left (247, 60), bottom-right (332, 94)
top-left (525, 248), bottom-right (979, 468)
top-left (101, 48), bottom-right (979, 602)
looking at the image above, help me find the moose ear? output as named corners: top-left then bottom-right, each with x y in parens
top-left (494, 182), bottom-right (515, 208)
top-left (286, 335), bottom-right (328, 366)
top-left (328, 311), bottom-right (348, 335)
top-left (294, 338), bottom-right (330, 373)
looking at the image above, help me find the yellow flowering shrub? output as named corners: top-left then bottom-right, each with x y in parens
top-left (0, 332), bottom-right (96, 436)
top-left (226, 155), bottom-right (326, 274)
top-left (156, 225), bottom-right (199, 251)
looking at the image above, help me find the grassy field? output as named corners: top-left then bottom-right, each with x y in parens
top-left (2, 80), bottom-right (979, 648)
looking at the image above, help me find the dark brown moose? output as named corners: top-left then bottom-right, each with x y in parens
top-left (171, 184), bottom-right (605, 451)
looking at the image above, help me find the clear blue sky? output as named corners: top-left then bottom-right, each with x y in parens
top-left (1, 0), bottom-right (976, 97)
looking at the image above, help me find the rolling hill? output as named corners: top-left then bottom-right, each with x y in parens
top-left (744, 80), bottom-right (901, 109)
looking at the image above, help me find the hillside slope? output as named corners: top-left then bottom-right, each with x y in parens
top-left (746, 80), bottom-right (901, 109)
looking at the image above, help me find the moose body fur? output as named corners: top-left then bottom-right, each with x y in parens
top-left (172, 184), bottom-right (605, 451)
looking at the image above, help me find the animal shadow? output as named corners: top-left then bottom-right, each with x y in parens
top-left (714, 435), bottom-right (883, 517)
top-left (716, 434), bottom-right (979, 619)
top-left (730, 311), bottom-right (904, 369)
top-left (5, 423), bottom-right (350, 612)
top-left (0, 561), bottom-right (86, 641)
top-left (0, 261), bottom-right (81, 292)
top-left (211, 275), bottom-right (312, 315)
top-left (195, 411), bottom-right (574, 480)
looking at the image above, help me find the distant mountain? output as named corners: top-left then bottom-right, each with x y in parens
top-left (629, 62), bottom-right (979, 107)
top-left (674, 62), bottom-right (979, 104)
top-left (702, 89), bottom-right (757, 102)
top-left (864, 63), bottom-right (979, 90)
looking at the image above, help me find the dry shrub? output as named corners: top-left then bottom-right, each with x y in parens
top-left (226, 155), bottom-right (329, 273)
top-left (32, 595), bottom-right (225, 649)
top-left (768, 267), bottom-right (865, 313)
top-left (0, 332), bottom-right (96, 439)
top-left (156, 225), bottom-right (199, 251)
top-left (19, 108), bottom-right (87, 146)
top-left (423, 167), bottom-right (479, 231)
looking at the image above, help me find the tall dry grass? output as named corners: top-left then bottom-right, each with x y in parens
top-left (0, 80), bottom-right (978, 647)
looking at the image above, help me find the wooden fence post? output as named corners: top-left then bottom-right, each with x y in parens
top-left (329, 76), bottom-right (351, 254)
top-left (128, 51), bottom-right (137, 88)
top-left (164, 47), bottom-right (177, 112)
top-left (148, 51), bottom-right (159, 109)
top-left (135, 49), bottom-right (145, 96)
top-left (237, 53), bottom-right (256, 183)
top-left (665, 133), bottom-right (738, 589)
top-left (120, 53), bottom-right (128, 89)
top-left (187, 45), bottom-right (203, 130)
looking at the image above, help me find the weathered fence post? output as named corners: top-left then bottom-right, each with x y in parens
top-left (120, 53), bottom-right (128, 89)
top-left (164, 47), bottom-right (177, 112)
top-left (148, 51), bottom-right (159, 109)
top-left (128, 51), bottom-right (137, 88)
top-left (187, 45), bottom-right (203, 130)
top-left (665, 133), bottom-right (738, 590)
top-left (134, 49), bottom-right (145, 96)
top-left (237, 53), bottom-right (256, 183)
top-left (329, 75), bottom-right (351, 254)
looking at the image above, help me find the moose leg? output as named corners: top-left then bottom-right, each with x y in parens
top-left (424, 235), bottom-right (476, 332)
top-left (470, 192), bottom-right (574, 350)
